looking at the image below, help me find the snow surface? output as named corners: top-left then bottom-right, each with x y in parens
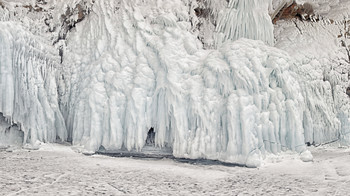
top-left (1, 144), bottom-right (350, 195)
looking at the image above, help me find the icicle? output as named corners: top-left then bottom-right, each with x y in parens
top-left (0, 22), bottom-right (67, 147)
top-left (214, 0), bottom-right (274, 47)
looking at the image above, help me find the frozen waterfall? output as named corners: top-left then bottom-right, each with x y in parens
top-left (0, 0), bottom-right (331, 167)
top-left (53, 0), bottom-right (308, 167)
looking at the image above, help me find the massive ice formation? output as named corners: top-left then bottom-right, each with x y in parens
top-left (9, 0), bottom-right (350, 166)
top-left (0, 22), bottom-right (66, 146)
top-left (49, 0), bottom-right (306, 166)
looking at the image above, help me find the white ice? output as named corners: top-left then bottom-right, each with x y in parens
top-left (57, 0), bottom-right (308, 167)
top-left (3, 0), bottom-right (350, 167)
top-left (0, 22), bottom-right (66, 146)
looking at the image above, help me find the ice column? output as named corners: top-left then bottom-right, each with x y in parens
top-left (215, 0), bottom-right (274, 47)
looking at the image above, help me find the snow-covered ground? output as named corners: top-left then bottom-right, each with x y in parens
top-left (1, 144), bottom-right (350, 195)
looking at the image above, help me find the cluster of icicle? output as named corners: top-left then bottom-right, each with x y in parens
top-left (215, 0), bottom-right (274, 47)
top-left (0, 0), bottom-right (318, 166)
top-left (0, 22), bottom-right (66, 146)
top-left (53, 0), bottom-right (308, 167)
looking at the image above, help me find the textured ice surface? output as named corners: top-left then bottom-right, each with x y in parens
top-left (274, 13), bottom-right (350, 146)
top-left (54, 0), bottom-right (307, 167)
top-left (3, 0), bottom-right (350, 166)
top-left (215, 0), bottom-right (274, 47)
top-left (0, 22), bottom-right (66, 146)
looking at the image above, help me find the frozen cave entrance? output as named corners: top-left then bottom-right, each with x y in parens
top-left (96, 127), bottom-right (242, 167)
top-left (97, 127), bottom-right (173, 159)
top-left (145, 127), bottom-right (155, 146)
top-left (0, 113), bottom-right (24, 149)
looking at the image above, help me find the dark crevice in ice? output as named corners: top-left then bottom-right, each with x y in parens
top-left (146, 127), bottom-right (155, 146)
top-left (96, 150), bottom-right (245, 167)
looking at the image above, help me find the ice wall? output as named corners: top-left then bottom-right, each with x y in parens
top-left (57, 0), bottom-right (307, 167)
top-left (1, 0), bottom-right (328, 166)
top-left (0, 22), bottom-right (66, 146)
top-left (274, 18), bottom-right (350, 145)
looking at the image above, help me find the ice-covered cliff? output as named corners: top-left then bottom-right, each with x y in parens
top-left (1, 0), bottom-right (350, 167)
